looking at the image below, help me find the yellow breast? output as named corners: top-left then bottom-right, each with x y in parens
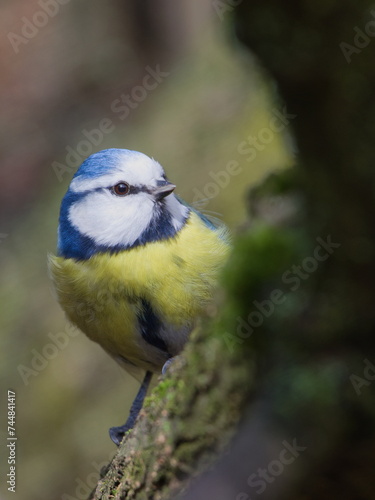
top-left (48, 212), bottom-right (229, 372)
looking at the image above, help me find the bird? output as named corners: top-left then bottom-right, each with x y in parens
top-left (48, 148), bottom-right (230, 445)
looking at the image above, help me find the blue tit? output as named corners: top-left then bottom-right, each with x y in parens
top-left (48, 148), bottom-right (230, 445)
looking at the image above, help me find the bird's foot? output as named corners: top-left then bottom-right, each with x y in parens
top-left (109, 423), bottom-right (131, 447)
top-left (162, 356), bottom-right (178, 375)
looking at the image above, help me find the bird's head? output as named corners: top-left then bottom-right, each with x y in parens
top-left (57, 149), bottom-right (189, 260)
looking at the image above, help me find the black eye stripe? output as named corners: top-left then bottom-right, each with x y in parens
top-left (129, 186), bottom-right (143, 194)
top-left (107, 181), bottom-right (171, 197)
top-left (107, 184), bottom-right (144, 195)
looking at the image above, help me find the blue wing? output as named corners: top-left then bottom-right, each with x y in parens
top-left (176, 195), bottom-right (220, 231)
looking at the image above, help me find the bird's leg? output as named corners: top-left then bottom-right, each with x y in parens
top-left (109, 370), bottom-right (153, 446)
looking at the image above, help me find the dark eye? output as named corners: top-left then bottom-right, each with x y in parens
top-left (112, 182), bottom-right (130, 196)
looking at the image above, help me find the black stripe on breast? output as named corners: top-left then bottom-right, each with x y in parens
top-left (137, 299), bottom-right (170, 355)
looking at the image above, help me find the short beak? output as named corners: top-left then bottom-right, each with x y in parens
top-left (153, 181), bottom-right (176, 201)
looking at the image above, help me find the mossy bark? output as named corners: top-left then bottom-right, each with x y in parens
top-left (89, 328), bottom-right (253, 500)
top-left (90, 2), bottom-right (375, 499)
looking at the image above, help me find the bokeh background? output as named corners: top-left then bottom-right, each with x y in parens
top-left (0, 2), bottom-right (293, 499)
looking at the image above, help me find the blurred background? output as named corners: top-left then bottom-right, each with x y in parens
top-left (0, 2), bottom-right (293, 499)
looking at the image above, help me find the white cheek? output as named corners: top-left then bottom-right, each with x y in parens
top-left (69, 191), bottom-right (154, 247)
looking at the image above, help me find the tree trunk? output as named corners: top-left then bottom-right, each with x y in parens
top-left (90, 2), bottom-right (375, 498)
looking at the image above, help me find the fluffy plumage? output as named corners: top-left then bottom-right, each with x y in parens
top-left (49, 148), bottom-right (230, 375)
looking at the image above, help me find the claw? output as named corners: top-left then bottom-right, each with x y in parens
top-left (162, 357), bottom-right (176, 375)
